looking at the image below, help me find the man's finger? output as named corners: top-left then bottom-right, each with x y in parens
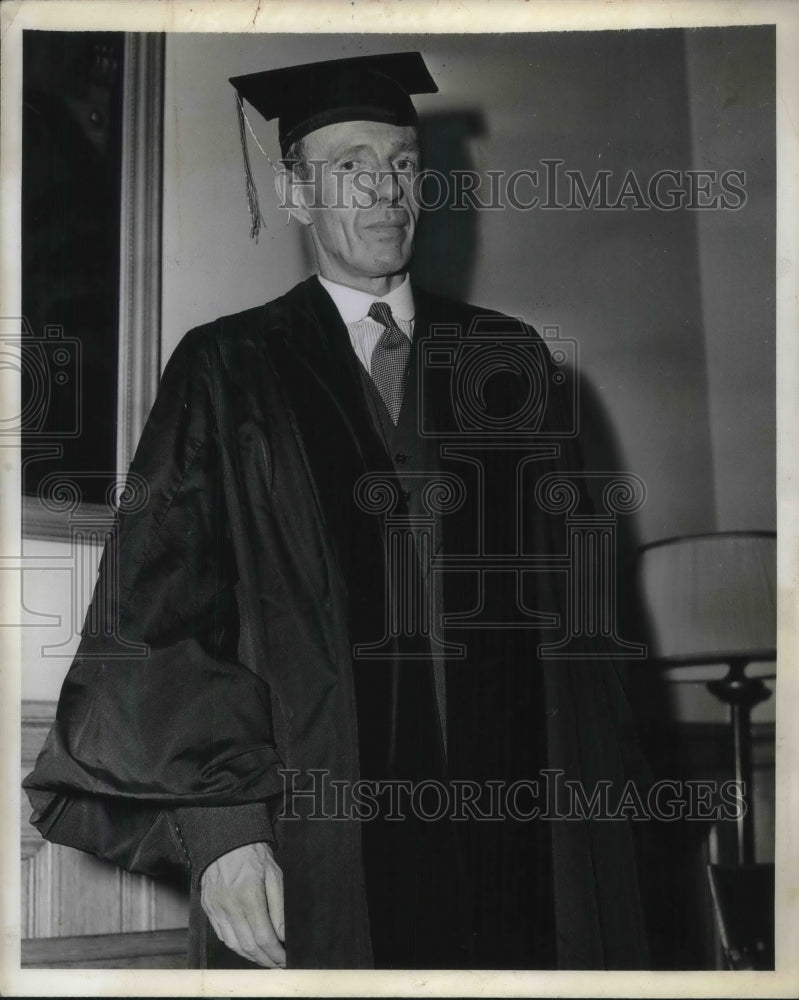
top-left (203, 879), bottom-right (282, 967)
top-left (215, 901), bottom-right (282, 968)
top-left (225, 909), bottom-right (281, 968)
top-left (205, 908), bottom-right (255, 965)
top-left (242, 881), bottom-right (286, 966)
top-left (264, 860), bottom-right (285, 943)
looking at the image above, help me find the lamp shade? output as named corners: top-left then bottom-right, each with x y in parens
top-left (637, 532), bottom-right (776, 665)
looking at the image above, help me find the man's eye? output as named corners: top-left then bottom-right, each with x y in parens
top-left (339, 159), bottom-right (359, 171)
top-left (395, 158), bottom-right (418, 172)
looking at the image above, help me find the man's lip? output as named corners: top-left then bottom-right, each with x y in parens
top-left (363, 215), bottom-right (410, 230)
top-left (363, 221), bottom-right (409, 234)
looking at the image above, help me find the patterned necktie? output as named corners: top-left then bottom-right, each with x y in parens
top-left (368, 301), bottom-right (411, 424)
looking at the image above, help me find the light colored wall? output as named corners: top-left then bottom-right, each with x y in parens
top-left (663, 25), bottom-right (775, 724)
top-left (685, 27), bottom-right (775, 533)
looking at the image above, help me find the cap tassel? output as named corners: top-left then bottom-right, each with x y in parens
top-left (236, 95), bottom-right (263, 241)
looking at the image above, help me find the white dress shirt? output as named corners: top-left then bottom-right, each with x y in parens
top-left (318, 273), bottom-right (415, 372)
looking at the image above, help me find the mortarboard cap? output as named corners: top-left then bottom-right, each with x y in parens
top-left (230, 51), bottom-right (438, 156)
top-left (229, 52), bottom-right (438, 240)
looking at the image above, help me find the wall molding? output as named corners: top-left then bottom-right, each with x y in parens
top-left (21, 928), bottom-right (187, 969)
top-left (116, 32), bottom-right (164, 473)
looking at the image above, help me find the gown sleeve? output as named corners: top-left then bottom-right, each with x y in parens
top-left (23, 326), bottom-right (286, 882)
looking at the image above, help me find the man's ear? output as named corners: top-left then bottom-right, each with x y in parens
top-left (274, 167), bottom-right (312, 226)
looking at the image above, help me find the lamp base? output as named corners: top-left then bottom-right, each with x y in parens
top-left (706, 659), bottom-right (772, 865)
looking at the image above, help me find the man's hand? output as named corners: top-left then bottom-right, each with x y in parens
top-left (200, 841), bottom-right (286, 968)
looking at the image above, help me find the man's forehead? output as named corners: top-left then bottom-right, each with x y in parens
top-left (302, 120), bottom-right (420, 158)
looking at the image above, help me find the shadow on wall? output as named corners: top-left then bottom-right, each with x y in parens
top-left (409, 99), bottom-right (680, 728)
top-left (411, 110), bottom-right (485, 302)
top-left (575, 370), bottom-right (677, 724)
top-left (575, 370), bottom-right (719, 970)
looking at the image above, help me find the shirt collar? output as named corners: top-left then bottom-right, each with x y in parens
top-left (318, 273), bottom-right (415, 325)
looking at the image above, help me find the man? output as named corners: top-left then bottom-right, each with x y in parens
top-left (24, 52), bottom-right (650, 970)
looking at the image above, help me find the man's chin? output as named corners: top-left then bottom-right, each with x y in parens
top-left (362, 226), bottom-right (412, 251)
top-left (365, 247), bottom-right (413, 277)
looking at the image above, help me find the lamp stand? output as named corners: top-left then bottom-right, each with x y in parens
top-left (706, 658), bottom-right (771, 865)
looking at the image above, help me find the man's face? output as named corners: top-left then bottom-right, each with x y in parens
top-left (293, 120), bottom-right (421, 292)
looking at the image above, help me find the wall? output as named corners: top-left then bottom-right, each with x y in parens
top-left (685, 27), bottom-right (775, 533)
top-left (672, 26), bottom-right (775, 723)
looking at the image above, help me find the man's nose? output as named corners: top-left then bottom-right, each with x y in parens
top-left (374, 166), bottom-right (404, 203)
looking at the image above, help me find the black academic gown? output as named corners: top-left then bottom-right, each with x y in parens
top-left (24, 276), bottom-right (651, 969)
